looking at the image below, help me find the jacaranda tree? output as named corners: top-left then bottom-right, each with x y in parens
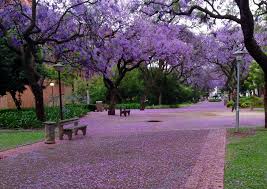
top-left (0, 0), bottom-right (97, 120)
top-left (143, 0), bottom-right (267, 127)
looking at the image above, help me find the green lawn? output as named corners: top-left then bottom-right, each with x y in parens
top-left (0, 130), bottom-right (44, 151)
top-left (225, 128), bottom-right (267, 189)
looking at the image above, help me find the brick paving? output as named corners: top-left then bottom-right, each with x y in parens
top-left (0, 102), bottom-right (260, 188)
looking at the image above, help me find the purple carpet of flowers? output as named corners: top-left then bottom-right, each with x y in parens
top-left (0, 102), bottom-right (264, 188)
top-left (80, 101), bottom-right (264, 137)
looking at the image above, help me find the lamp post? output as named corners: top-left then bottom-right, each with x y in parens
top-left (49, 82), bottom-right (55, 107)
top-left (233, 49), bottom-right (247, 132)
top-left (54, 63), bottom-right (64, 120)
top-left (86, 85), bottom-right (90, 105)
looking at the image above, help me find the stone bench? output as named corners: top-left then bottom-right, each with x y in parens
top-left (120, 107), bottom-right (130, 117)
top-left (58, 117), bottom-right (87, 140)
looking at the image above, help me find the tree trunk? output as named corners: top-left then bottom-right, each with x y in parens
top-left (257, 87), bottom-right (261, 97)
top-left (140, 95), bottom-right (146, 111)
top-left (158, 92), bottom-right (162, 105)
top-left (31, 84), bottom-right (45, 121)
top-left (10, 91), bottom-right (22, 110)
top-left (21, 47), bottom-right (46, 121)
top-left (72, 82), bottom-right (75, 104)
top-left (264, 74), bottom-right (267, 128)
top-left (108, 88), bottom-right (117, 115)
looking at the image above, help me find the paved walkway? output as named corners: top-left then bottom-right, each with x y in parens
top-left (0, 102), bottom-right (264, 189)
top-left (81, 101), bottom-right (264, 137)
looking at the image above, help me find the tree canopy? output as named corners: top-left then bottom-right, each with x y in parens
top-left (0, 0), bottom-right (266, 121)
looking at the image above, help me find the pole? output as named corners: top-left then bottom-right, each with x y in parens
top-left (236, 59), bottom-right (240, 132)
top-left (86, 90), bottom-right (90, 105)
top-left (58, 71), bottom-right (63, 120)
top-left (52, 86), bottom-right (54, 107)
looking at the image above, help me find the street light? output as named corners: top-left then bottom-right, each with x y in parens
top-left (54, 63), bottom-right (64, 120)
top-left (86, 84), bottom-right (90, 105)
top-left (49, 82), bottom-right (55, 107)
top-left (233, 49), bottom-right (247, 132)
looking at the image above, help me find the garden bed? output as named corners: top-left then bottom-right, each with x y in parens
top-left (0, 104), bottom-right (91, 129)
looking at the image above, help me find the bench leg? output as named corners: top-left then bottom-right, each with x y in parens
top-left (68, 133), bottom-right (72, 140)
top-left (64, 131), bottom-right (73, 140)
top-left (59, 133), bottom-right (64, 140)
top-left (82, 128), bottom-right (87, 136)
top-left (74, 128), bottom-right (79, 135)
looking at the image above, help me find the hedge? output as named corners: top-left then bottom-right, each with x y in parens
top-left (115, 103), bottom-right (188, 109)
top-left (0, 104), bottom-right (93, 129)
top-left (226, 96), bottom-right (264, 108)
top-left (208, 99), bottom-right (222, 102)
top-left (116, 103), bottom-right (140, 109)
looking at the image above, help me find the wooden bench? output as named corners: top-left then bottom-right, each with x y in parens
top-left (120, 107), bottom-right (130, 117)
top-left (58, 117), bottom-right (87, 140)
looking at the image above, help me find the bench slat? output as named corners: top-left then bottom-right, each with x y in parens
top-left (63, 125), bottom-right (87, 130)
top-left (59, 117), bottom-right (79, 124)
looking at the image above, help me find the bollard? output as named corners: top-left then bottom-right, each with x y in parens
top-left (44, 121), bottom-right (57, 144)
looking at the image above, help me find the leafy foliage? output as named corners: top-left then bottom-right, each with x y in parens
top-left (244, 62), bottom-right (264, 91)
top-left (119, 69), bottom-right (145, 102)
top-left (116, 103), bottom-right (140, 109)
top-left (227, 96), bottom-right (264, 108)
top-left (0, 38), bottom-right (27, 106)
top-left (88, 76), bottom-right (107, 103)
top-left (143, 71), bottom-right (202, 105)
top-left (0, 105), bottom-right (90, 129)
top-left (90, 69), bottom-right (202, 106)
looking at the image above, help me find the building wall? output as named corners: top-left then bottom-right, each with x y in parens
top-left (0, 81), bottom-right (73, 110)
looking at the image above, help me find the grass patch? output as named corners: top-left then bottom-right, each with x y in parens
top-left (225, 127), bottom-right (267, 189)
top-left (0, 130), bottom-right (44, 151)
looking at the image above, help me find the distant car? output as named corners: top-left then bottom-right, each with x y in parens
top-left (208, 95), bottom-right (222, 102)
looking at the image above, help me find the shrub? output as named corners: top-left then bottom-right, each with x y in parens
top-left (227, 96), bottom-right (263, 108)
top-left (86, 104), bottom-right (96, 111)
top-left (227, 101), bottom-right (234, 108)
top-left (116, 103), bottom-right (186, 109)
top-left (0, 104), bottom-right (90, 129)
top-left (0, 109), bottom-right (41, 129)
top-left (146, 104), bottom-right (181, 109)
top-left (116, 103), bottom-right (140, 109)
top-left (249, 96), bottom-right (264, 108)
top-left (208, 98), bottom-right (222, 102)
top-left (240, 101), bottom-right (250, 108)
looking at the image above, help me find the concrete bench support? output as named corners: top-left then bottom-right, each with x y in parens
top-left (44, 121), bottom-right (57, 144)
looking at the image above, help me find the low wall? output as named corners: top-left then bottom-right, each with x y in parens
top-left (0, 81), bottom-right (72, 110)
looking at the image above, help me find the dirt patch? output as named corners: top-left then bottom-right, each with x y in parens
top-left (202, 112), bottom-right (217, 116)
top-left (227, 128), bottom-right (256, 139)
